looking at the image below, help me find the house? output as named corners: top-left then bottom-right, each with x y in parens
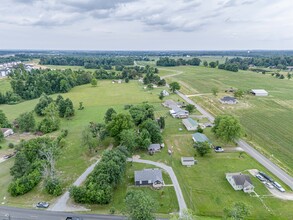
top-left (162, 90), bottom-right (169, 96)
top-left (226, 172), bottom-right (254, 193)
top-left (286, 66), bottom-right (293, 71)
top-left (181, 157), bottom-right (196, 166)
top-left (251, 89), bottom-right (268, 96)
top-left (1, 128), bottom-right (14, 137)
top-left (134, 169), bottom-right (164, 188)
top-left (219, 96), bottom-right (238, 104)
top-left (148, 144), bottom-right (161, 154)
top-left (182, 118), bottom-right (198, 131)
top-left (169, 106), bottom-right (189, 118)
top-left (192, 133), bottom-right (212, 145)
top-left (162, 99), bottom-right (177, 108)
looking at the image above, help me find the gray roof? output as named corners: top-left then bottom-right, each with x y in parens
top-left (231, 173), bottom-right (252, 186)
top-left (182, 118), bottom-right (198, 128)
top-left (220, 96), bottom-right (237, 102)
top-left (148, 144), bottom-right (161, 151)
top-left (192, 132), bottom-right (211, 143)
top-left (134, 169), bottom-right (163, 183)
top-left (181, 157), bottom-right (195, 161)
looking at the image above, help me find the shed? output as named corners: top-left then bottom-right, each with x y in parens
top-left (219, 96), bottom-right (238, 104)
top-left (182, 118), bottom-right (198, 131)
top-left (251, 89), bottom-right (268, 96)
top-left (134, 169), bottom-right (164, 188)
top-left (1, 128), bottom-right (14, 137)
top-left (192, 133), bottom-right (211, 145)
top-left (181, 157), bottom-right (196, 166)
top-left (148, 144), bottom-right (161, 153)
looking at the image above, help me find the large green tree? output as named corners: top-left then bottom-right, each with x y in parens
top-left (125, 190), bottom-right (156, 220)
top-left (195, 141), bottom-right (211, 157)
top-left (104, 108), bottom-right (117, 124)
top-left (34, 94), bottom-right (53, 116)
top-left (0, 110), bottom-right (10, 128)
top-left (212, 115), bottom-right (243, 143)
top-left (82, 127), bottom-right (98, 153)
top-left (169, 82), bottom-right (181, 93)
top-left (17, 112), bottom-right (36, 132)
top-left (38, 103), bottom-right (60, 134)
top-left (120, 129), bottom-right (138, 152)
top-left (129, 103), bottom-right (154, 126)
top-left (140, 119), bottom-right (162, 143)
top-left (107, 113), bottom-right (134, 141)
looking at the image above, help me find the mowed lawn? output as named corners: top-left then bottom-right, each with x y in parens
top-left (160, 65), bottom-right (293, 175)
top-left (0, 80), bottom-right (169, 208)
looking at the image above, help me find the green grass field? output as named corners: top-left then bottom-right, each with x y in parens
top-left (0, 78), bottom-right (11, 93)
top-left (159, 65), bottom-right (293, 176)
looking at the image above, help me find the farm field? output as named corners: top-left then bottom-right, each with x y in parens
top-left (159, 65), bottom-right (293, 176)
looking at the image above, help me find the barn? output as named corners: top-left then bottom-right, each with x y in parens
top-left (251, 89), bottom-right (268, 96)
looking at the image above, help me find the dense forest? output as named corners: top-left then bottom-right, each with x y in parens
top-left (156, 57), bottom-right (201, 66)
top-left (39, 56), bottom-right (134, 69)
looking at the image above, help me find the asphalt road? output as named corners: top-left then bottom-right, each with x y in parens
top-left (0, 206), bottom-right (126, 220)
top-left (175, 90), bottom-right (293, 190)
top-left (129, 158), bottom-right (187, 215)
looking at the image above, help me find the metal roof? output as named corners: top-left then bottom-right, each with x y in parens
top-left (192, 132), bottom-right (211, 143)
top-left (134, 169), bottom-right (163, 183)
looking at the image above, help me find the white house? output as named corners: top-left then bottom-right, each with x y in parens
top-left (1, 128), bottom-right (14, 137)
top-left (226, 172), bottom-right (254, 193)
top-left (251, 89), bottom-right (268, 96)
top-left (219, 96), bottom-right (238, 104)
top-left (181, 157), bottom-right (196, 166)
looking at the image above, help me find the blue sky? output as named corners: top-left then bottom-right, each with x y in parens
top-left (0, 0), bottom-right (292, 50)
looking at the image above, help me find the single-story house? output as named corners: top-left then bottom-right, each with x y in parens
top-left (251, 89), bottom-right (268, 96)
top-left (1, 128), bottom-right (14, 137)
top-left (148, 144), bottom-right (161, 153)
top-left (162, 90), bottom-right (169, 96)
top-left (192, 132), bottom-right (211, 145)
top-left (181, 157), bottom-right (196, 166)
top-left (182, 118), bottom-right (198, 131)
top-left (169, 106), bottom-right (189, 118)
top-left (219, 96), bottom-right (238, 104)
top-left (226, 172), bottom-right (254, 193)
top-left (162, 99), bottom-right (177, 108)
top-left (134, 169), bottom-right (164, 188)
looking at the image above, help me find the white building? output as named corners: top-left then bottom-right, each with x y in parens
top-left (1, 128), bottom-right (14, 137)
top-left (251, 89), bottom-right (268, 96)
top-left (226, 173), bottom-right (254, 193)
top-left (181, 157), bottom-right (196, 166)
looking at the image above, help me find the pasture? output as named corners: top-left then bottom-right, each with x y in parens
top-left (159, 65), bottom-right (293, 175)
top-left (0, 78), bottom-right (11, 93)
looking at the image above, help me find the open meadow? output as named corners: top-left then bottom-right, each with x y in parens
top-left (159, 65), bottom-right (293, 176)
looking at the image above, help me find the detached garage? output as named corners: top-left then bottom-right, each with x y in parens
top-left (251, 89), bottom-right (268, 96)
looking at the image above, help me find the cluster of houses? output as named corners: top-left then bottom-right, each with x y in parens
top-left (219, 89), bottom-right (268, 105)
top-left (0, 62), bottom-right (21, 77)
top-left (162, 100), bottom-right (189, 119)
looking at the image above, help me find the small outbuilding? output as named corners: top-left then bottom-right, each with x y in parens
top-left (181, 157), bottom-right (196, 166)
top-left (148, 144), bottom-right (162, 154)
top-left (182, 118), bottom-right (198, 131)
top-left (219, 96), bottom-right (238, 104)
top-left (251, 89), bottom-right (268, 96)
top-left (134, 169), bottom-right (164, 188)
top-left (162, 90), bottom-right (170, 96)
top-left (1, 128), bottom-right (14, 137)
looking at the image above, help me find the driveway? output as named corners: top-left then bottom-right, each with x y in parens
top-left (49, 160), bottom-right (99, 211)
top-left (128, 158), bottom-right (187, 215)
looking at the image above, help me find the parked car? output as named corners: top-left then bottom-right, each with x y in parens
top-left (265, 182), bottom-right (274, 189)
top-left (3, 154), bottom-right (13, 159)
top-left (272, 181), bottom-right (286, 192)
top-left (259, 171), bottom-right (274, 182)
top-left (255, 174), bottom-right (266, 182)
top-left (36, 202), bottom-right (49, 208)
top-left (214, 146), bottom-right (224, 153)
top-left (66, 217), bottom-right (83, 220)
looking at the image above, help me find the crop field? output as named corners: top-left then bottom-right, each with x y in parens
top-left (159, 65), bottom-right (293, 175)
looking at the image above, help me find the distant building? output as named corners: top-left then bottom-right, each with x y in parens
top-left (181, 157), bottom-right (196, 166)
top-left (1, 128), bottom-right (14, 137)
top-left (182, 118), bottom-right (198, 131)
top-left (251, 89), bottom-right (268, 96)
top-left (226, 172), bottom-right (254, 193)
top-left (286, 66), bottom-right (293, 71)
top-left (219, 96), bottom-right (238, 104)
top-left (134, 169), bottom-right (164, 188)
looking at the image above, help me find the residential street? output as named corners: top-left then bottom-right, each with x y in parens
top-left (175, 90), bottom-right (293, 190)
top-left (128, 158), bottom-right (187, 215)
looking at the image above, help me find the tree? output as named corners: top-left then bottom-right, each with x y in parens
top-left (212, 87), bottom-right (219, 96)
top-left (78, 102), bottom-right (84, 110)
top-left (224, 202), bottom-right (250, 220)
top-left (82, 127), bottom-right (98, 153)
top-left (157, 117), bottom-right (165, 129)
top-left (58, 98), bottom-right (74, 118)
top-left (203, 61), bottom-right (208, 67)
top-left (209, 61), bottom-right (217, 68)
top-left (0, 131), bottom-right (4, 142)
top-left (195, 141), bottom-right (211, 156)
top-left (38, 103), bottom-right (60, 134)
top-left (17, 112), bottom-right (36, 132)
top-left (169, 82), bottom-right (180, 93)
top-left (107, 113), bottom-right (134, 141)
top-left (91, 78), bottom-right (98, 87)
top-left (185, 104), bottom-right (195, 113)
top-left (120, 129), bottom-right (138, 152)
top-left (34, 94), bottom-right (53, 116)
top-left (159, 91), bottom-right (164, 100)
top-left (137, 129), bottom-right (151, 150)
top-left (104, 108), bottom-right (117, 124)
top-left (212, 115), bottom-right (243, 143)
top-left (234, 90), bottom-right (245, 99)
top-left (129, 104), bottom-right (155, 126)
top-left (125, 190), bottom-right (156, 220)
top-left (140, 119), bottom-right (162, 143)
top-left (0, 110), bottom-right (10, 128)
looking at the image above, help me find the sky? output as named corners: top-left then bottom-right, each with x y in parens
top-left (0, 0), bottom-right (293, 50)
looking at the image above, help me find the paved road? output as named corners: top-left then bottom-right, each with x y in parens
top-left (129, 158), bottom-right (187, 215)
top-left (49, 160), bottom-right (99, 211)
top-left (175, 90), bottom-right (293, 190)
top-left (0, 206), bottom-right (126, 220)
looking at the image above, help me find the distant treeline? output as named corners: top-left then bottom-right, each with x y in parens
top-left (156, 57), bottom-right (201, 66)
top-left (39, 56), bottom-right (134, 69)
top-left (225, 57), bottom-right (293, 70)
top-left (0, 56), bottom-right (29, 64)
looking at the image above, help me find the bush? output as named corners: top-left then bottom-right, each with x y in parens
top-left (45, 178), bottom-right (63, 196)
top-left (8, 143), bottom-right (15, 148)
top-left (109, 207), bottom-right (116, 214)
